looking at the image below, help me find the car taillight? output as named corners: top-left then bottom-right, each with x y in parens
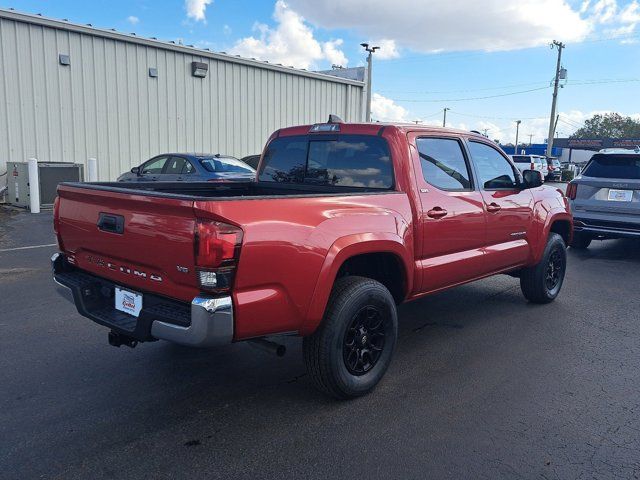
top-left (531, 162), bottom-right (535, 170)
top-left (53, 196), bottom-right (64, 250)
top-left (194, 219), bottom-right (243, 293)
top-left (566, 182), bottom-right (578, 200)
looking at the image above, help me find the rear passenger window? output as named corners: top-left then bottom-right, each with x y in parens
top-left (416, 138), bottom-right (471, 190)
top-left (468, 141), bottom-right (518, 189)
top-left (259, 135), bottom-right (393, 189)
top-left (164, 157), bottom-right (188, 174)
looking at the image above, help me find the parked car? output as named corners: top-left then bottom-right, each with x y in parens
top-left (52, 119), bottom-right (572, 399)
top-left (512, 155), bottom-right (548, 181)
top-left (241, 154), bottom-right (261, 170)
top-left (546, 157), bottom-right (562, 181)
top-left (117, 154), bottom-right (256, 182)
top-left (567, 149), bottom-right (640, 248)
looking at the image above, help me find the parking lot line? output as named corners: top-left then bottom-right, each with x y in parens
top-left (0, 243), bottom-right (57, 253)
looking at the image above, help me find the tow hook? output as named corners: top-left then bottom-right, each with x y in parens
top-left (108, 331), bottom-right (138, 348)
top-left (247, 338), bottom-right (286, 357)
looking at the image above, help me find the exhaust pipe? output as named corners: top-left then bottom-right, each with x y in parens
top-left (247, 338), bottom-right (286, 357)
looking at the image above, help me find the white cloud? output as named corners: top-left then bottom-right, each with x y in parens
top-left (322, 39), bottom-right (348, 67)
top-left (185, 0), bottom-right (213, 22)
top-left (223, 24), bottom-right (232, 35)
top-left (371, 93), bottom-right (409, 122)
top-left (287, 0), bottom-right (624, 53)
top-left (230, 1), bottom-right (347, 69)
top-left (126, 16), bottom-right (139, 25)
top-left (589, 0), bottom-right (640, 37)
top-left (368, 39), bottom-right (400, 59)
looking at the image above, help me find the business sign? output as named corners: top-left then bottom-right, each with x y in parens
top-left (555, 138), bottom-right (640, 150)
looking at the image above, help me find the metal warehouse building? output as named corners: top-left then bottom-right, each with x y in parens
top-left (0, 8), bottom-right (365, 182)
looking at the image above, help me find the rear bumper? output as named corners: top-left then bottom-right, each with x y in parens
top-left (52, 253), bottom-right (233, 347)
top-left (574, 218), bottom-right (640, 239)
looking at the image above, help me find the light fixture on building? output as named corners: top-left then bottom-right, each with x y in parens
top-left (149, 67), bottom-right (158, 78)
top-left (58, 54), bottom-right (70, 66)
top-left (191, 62), bottom-right (208, 78)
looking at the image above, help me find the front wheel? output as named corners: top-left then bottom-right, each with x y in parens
top-left (520, 233), bottom-right (567, 304)
top-left (303, 276), bottom-right (398, 399)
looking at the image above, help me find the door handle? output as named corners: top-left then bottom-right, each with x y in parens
top-left (486, 202), bottom-right (501, 213)
top-left (427, 207), bottom-right (448, 219)
top-left (97, 213), bottom-right (124, 234)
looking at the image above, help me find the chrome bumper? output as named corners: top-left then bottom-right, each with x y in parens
top-left (52, 253), bottom-right (234, 348)
top-left (151, 296), bottom-right (233, 347)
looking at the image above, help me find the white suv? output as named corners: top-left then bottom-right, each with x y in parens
top-left (512, 155), bottom-right (548, 182)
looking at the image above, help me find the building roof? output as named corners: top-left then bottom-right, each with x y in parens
top-left (0, 7), bottom-right (365, 87)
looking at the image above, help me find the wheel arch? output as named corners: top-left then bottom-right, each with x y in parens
top-left (301, 234), bottom-right (412, 336)
top-left (533, 210), bottom-right (573, 264)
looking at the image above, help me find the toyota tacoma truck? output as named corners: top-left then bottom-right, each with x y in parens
top-left (53, 118), bottom-right (572, 399)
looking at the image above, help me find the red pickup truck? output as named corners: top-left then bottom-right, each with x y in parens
top-left (53, 119), bottom-right (572, 398)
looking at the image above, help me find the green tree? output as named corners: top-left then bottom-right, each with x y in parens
top-left (571, 113), bottom-right (640, 139)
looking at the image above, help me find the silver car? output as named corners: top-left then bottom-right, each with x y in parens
top-left (568, 148), bottom-right (640, 248)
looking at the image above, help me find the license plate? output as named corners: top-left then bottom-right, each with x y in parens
top-left (115, 287), bottom-right (143, 317)
top-left (607, 189), bottom-right (633, 202)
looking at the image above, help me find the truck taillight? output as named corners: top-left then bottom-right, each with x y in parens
top-left (53, 196), bottom-right (64, 250)
top-left (194, 220), bottom-right (243, 293)
top-left (566, 182), bottom-right (578, 200)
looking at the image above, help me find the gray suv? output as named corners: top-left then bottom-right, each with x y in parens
top-left (568, 148), bottom-right (640, 248)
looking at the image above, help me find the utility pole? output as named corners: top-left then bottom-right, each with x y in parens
top-left (514, 120), bottom-right (521, 155)
top-left (546, 40), bottom-right (565, 158)
top-left (442, 107), bottom-right (450, 127)
top-left (528, 134), bottom-right (533, 146)
top-left (361, 43), bottom-right (379, 122)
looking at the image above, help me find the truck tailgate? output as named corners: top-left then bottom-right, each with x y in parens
top-left (56, 184), bottom-right (199, 302)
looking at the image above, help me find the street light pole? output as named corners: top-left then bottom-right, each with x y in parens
top-left (514, 120), bottom-right (521, 155)
top-left (546, 40), bottom-right (565, 158)
top-left (442, 107), bottom-right (450, 127)
top-left (361, 43), bottom-right (379, 122)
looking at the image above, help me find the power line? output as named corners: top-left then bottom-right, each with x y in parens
top-left (392, 86), bottom-right (550, 103)
top-left (448, 110), bottom-right (547, 121)
top-left (376, 77), bottom-right (640, 95)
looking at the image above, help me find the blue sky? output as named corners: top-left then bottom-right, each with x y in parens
top-left (5, 0), bottom-right (640, 142)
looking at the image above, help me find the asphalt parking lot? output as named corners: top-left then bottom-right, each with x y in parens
top-left (1, 202), bottom-right (640, 480)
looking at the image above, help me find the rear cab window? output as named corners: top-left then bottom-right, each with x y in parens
top-left (415, 137), bottom-right (472, 190)
top-left (583, 154), bottom-right (640, 179)
top-left (259, 135), bottom-right (394, 190)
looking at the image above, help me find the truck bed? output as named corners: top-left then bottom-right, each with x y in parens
top-left (61, 180), bottom-right (390, 200)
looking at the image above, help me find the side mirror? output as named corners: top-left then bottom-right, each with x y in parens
top-left (131, 166), bottom-right (140, 175)
top-left (522, 169), bottom-right (543, 189)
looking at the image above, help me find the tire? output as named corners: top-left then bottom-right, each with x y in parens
top-left (303, 276), bottom-right (398, 400)
top-left (570, 232), bottom-right (592, 249)
top-left (520, 233), bottom-right (567, 304)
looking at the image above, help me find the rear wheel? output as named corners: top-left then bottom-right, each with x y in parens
top-left (520, 233), bottom-right (567, 304)
top-left (570, 232), bottom-right (592, 249)
top-left (303, 276), bottom-right (397, 399)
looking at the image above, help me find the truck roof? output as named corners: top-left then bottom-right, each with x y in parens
top-left (276, 122), bottom-right (489, 140)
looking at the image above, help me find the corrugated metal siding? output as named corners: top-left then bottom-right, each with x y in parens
top-left (0, 13), bottom-right (365, 180)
